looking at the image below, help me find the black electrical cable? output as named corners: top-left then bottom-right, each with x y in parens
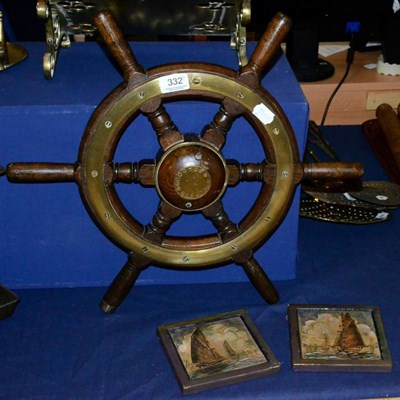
top-left (320, 47), bottom-right (355, 126)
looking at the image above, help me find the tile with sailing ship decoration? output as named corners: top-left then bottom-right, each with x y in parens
top-left (288, 304), bottom-right (392, 372)
top-left (157, 309), bottom-right (280, 394)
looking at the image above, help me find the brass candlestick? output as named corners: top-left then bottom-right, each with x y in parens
top-left (0, 11), bottom-right (28, 71)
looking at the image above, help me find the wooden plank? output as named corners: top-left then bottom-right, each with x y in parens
top-left (300, 47), bottom-right (400, 125)
top-left (366, 90), bottom-right (400, 110)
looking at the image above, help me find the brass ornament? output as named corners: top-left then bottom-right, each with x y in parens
top-left (0, 12), bottom-right (28, 71)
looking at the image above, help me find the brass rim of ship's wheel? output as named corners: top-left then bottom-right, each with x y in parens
top-left (77, 10), bottom-right (300, 270)
top-left (78, 66), bottom-right (299, 267)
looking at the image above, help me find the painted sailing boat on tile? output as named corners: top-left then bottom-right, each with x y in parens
top-left (186, 323), bottom-right (267, 379)
top-left (191, 327), bottom-right (225, 367)
top-left (334, 312), bottom-right (365, 353)
top-left (299, 311), bottom-right (382, 360)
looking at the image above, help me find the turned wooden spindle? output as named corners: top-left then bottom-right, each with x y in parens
top-left (240, 256), bottom-right (279, 304)
top-left (144, 201), bottom-right (182, 243)
top-left (142, 104), bottom-right (183, 149)
top-left (202, 201), bottom-right (239, 241)
top-left (302, 162), bottom-right (364, 182)
top-left (203, 201), bottom-right (279, 303)
top-left (101, 254), bottom-right (150, 313)
top-left (6, 163), bottom-right (76, 183)
top-left (202, 12), bottom-right (291, 149)
top-left (94, 10), bottom-right (145, 81)
top-left (240, 12), bottom-right (291, 81)
top-left (112, 161), bottom-right (155, 185)
top-left (94, 10), bottom-right (182, 149)
top-left (202, 104), bottom-right (240, 149)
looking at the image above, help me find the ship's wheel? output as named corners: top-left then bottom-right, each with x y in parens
top-left (4, 10), bottom-right (364, 313)
top-left (76, 10), bottom-right (302, 312)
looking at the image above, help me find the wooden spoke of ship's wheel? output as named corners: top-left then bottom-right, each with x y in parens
top-left (143, 201), bottom-right (182, 244)
top-left (201, 100), bottom-right (244, 150)
top-left (109, 160), bottom-right (276, 186)
top-left (237, 254), bottom-right (280, 304)
top-left (100, 201), bottom-right (181, 313)
top-left (226, 161), bottom-right (276, 186)
top-left (203, 201), bottom-right (279, 303)
top-left (93, 10), bottom-right (182, 151)
top-left (101, 252), bottom-right (151, 313)
top-left (141, 103), bottom-right (183, 150)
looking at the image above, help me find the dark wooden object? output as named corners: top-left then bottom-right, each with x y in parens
top-left (377, 103), bottom-right (400, 174)
top-left (362, 103), bottom-right (400, 184)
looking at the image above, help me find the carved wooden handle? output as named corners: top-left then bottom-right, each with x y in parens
top-left (303, 162), bottom-right (364, 181)
top-left (241, 258), bottom-right (279, 304)
top-left (94, 10), bottom-right (145, 81)
top-left (101, 255), bottom-right (149, 313)
top-left (240, 12), bottom-right (291, 79)
top-left (6, 163), bottom-right (76, 182)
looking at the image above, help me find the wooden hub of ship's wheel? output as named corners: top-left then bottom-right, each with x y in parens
top-left (3, 10), bottom-right (364, 313)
